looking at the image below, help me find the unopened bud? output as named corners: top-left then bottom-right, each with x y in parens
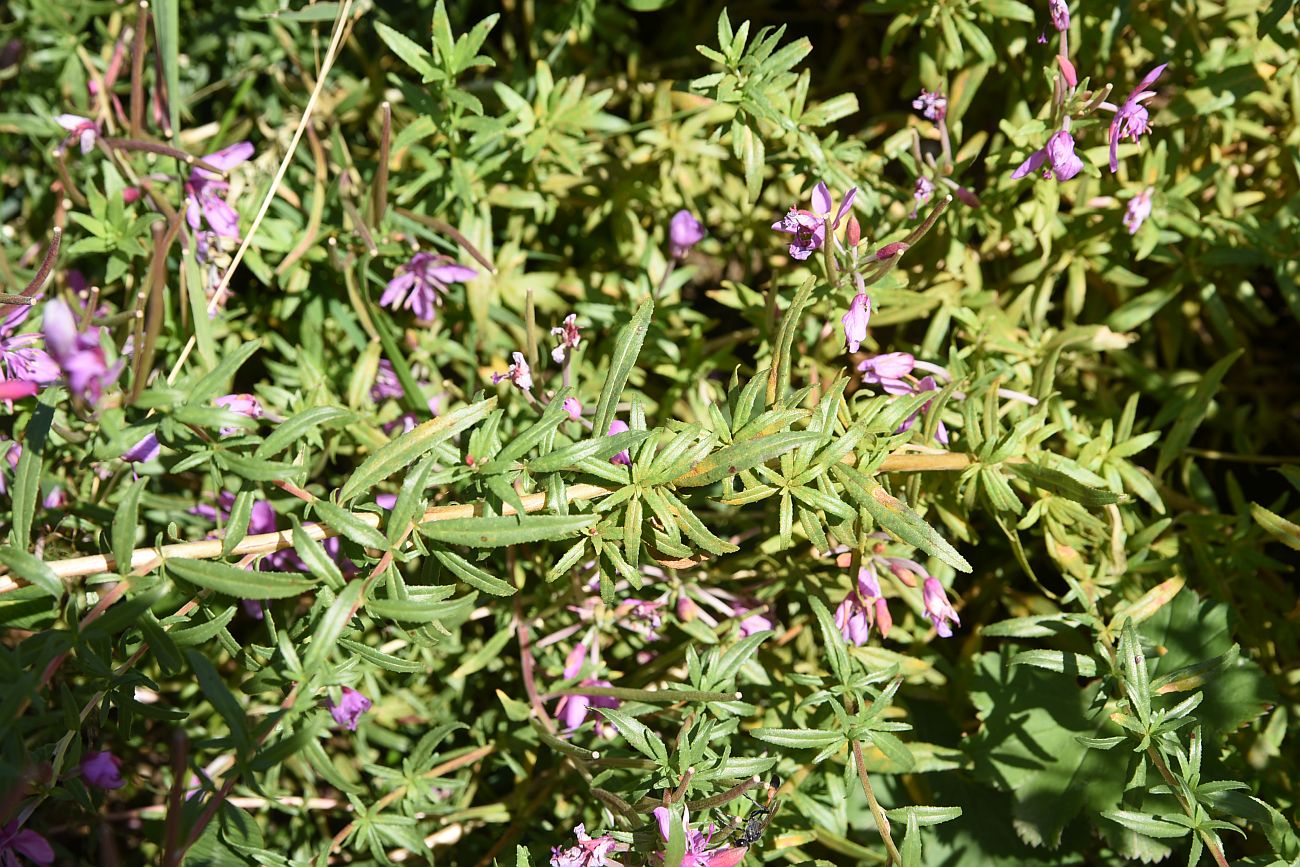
top-left (890, 563), bottom-right (918, 588)
top-left (874, 241), bottom-right (910, 261)
top-left (874, 597), bottom-right (893, 638)
top-left (846, 215), bottom-right (861, 248)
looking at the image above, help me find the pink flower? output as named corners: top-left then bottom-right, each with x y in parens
top-left (1123, 187), bottom-right (1154, 234)
top-left (771, 181), bottom-right (857, 260)
top-left (857, 352), bottom-right (915, 395)
top-left (1, 297), bottom-right (59, 391)
top-left (834, 565), bottom-right (891, 646)
top-left (1012, 128), bottom-right (1083, 182)
top-left (185, 141), bottom-right (255, 240)
top-left (81, 750), bottom-right (125, 789)
top-left (380, 252), bottom-right (476, 322)
top-left (551, 314), bottom-right (582, 363)
top-left (492, 352), bottom-right (533, 392)
top-left (554, 643), bottom-right (619, 733)
top-left (213, 392), bottom-right (263, 436)
top-left (550, 823), bottom-right (623, 867)
top-left (669, 210), bottom-right (706, 259)
top-left (840, 293), bottom-right (871, 354)
top-left (42, 298), bottom-right (120, 403)
top-left (1048, 0), bottom-right (1069, 32)
top-left (896, 375), bottom-right (949, 445)
top-left (912, 90), bottom-right (947, 122)
top-left (922, 577), bottom-right (960, 637)
top-left (1108, 64), bottom-right (1167, 173)
top-left (652, 806), bottom-right (744, 867)
top-left (328, 686), bottom-right (372, 730)
top-left (563, 397), bottom-right (583, 421)
top-left (0, 820), bottom-right (54, 866)
top-left (607, 420), bottom-right (632, 466)
top-left (56, 113), bottom-right (99, 155)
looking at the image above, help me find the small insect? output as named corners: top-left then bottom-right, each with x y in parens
top-left (737, 776), bottom-right (782, 847)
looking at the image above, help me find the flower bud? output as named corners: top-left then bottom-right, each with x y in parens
top-left (845, 215), bottom-right (861, 248)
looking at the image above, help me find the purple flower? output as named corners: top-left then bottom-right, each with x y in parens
top-left (122, 432), bottom-right (160, 464)
top-left (551, 314), bottom-right (582, 364)
top-left (185, 141), bottom-right (254, 240)
top-left (0, 820), bottom-right (54, 866)
top-left (738, 610), bottom-right (774, 637)
top-left (771, 181), bottom-right (857, 260)
top-left (213, 392), bottom-right (263, 436)
top-left (913, 177), bottom-right (935, 210)
top-left (841, 293), bottom-right (871, 354)
top-left (380, 252), bottom-right (476, 322)
top-left (652, 806), bottom-right (742, 867)
top-left (857, 352), bottom-right (915, 395)
top-left (42, 486), bottom-right (66, 510)
top-left (492, 352), bottom-right (533, 392)
top-left (1012, 128), bottom-right (1083, 182)
top-left (835, 565), bottom-right (892, 646)
top-left (563, 396), bottom-right (583, 421)
top-left (1109, 64), bottom-right (1167, 172)
top-left (81, 750), bottom-right (125, 789)
top-left (912, 90), bottom-right (947, 122)
top-left (42, 298), bottom-right (119, 403)
top-left (554, 643), bottom-right (619, 732)
top-left (1048, 0), bottom-right (1069, 32)
top-left (550, 823), bottom-right (622, 867)
top-left (922, 577), bottom-right (960, 637)
top-left (56, 113), bottom-right (99, 155)
top-left (1124, 187), bottom-right (1154, 234)
top-left (1, 299), bottom-right (58, 393)
top-left (1037, 31), bottom-right (1049, 44)
top-left (328, 686), bottom-right (372, 730)
top-left (607, 420), bottom-right (632, 466)
top-left (371, 359), bottom-right (404, 401)
top-left (897, 375), bottom-right (949, 445)
top-left (669, 210), bottom-right (705, 259)
top-left (0, 380), bottom-right (38, 402)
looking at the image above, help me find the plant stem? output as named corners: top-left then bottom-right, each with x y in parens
top-left (852, 739), bottom-right (902, 866)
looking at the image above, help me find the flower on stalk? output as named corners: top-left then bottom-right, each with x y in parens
top-left (328, 686), bottom-right (372, 731)
top-left (184, 141), bottom-right (254, 240)
top-left (81, 750), bottom-right (125, 789)
top-left (841, 293), bottom-right (871, 354)
top-left (771, 181), bottom-right (857, 261)
top-left (912, 90), bottom-right (947, 122)
top-left (550, 824), bottom-right (623, 867)
top-left (1, 300), bottom-right (58, 395)
top-left (0, 820), bottom-right (54, 866)
top-left (380, 251), bottom-right (476, 322)
top-left (1012, 128), bottom-right (1083, 182)
top-left (551, 314), bottom-right (582, 363)
top-left (492, 352), bottom-right (533, 392)
top-left (55, 113), bottom-right (99, 155)
top-left (42, 298), bottom-right (120, 403)
top-left (835, 565), bottom-right (892, 646)
top-left (213, 392), bottom-right (263, 436)
top-left (669, 210), bottom-right (705, 259)
top-left (652, 806), bottom-right (744, 867)
top-left (562, 396), bottom-right (583, 421)
top-left (122, 432), bottom-right (160, 464)
top-left (1048, 0), bottom-right (1069, 32)
top-left (922, 577), bottom-right (961, 637)
top-left (1123, 187), bottom-right (1154, 234)
top-left (607, 419), bottom-right (632, 465)
top-left (1108, 64), bottom-right (1168, 172)
top-left (857, 352), bottom-right (916, 395)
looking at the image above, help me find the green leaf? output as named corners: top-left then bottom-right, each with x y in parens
top-left (153, 0), bottom-right (180, 136)
top-left (596, 707), bottom-right (668, 763)
top-left (0, 547), bottom-right (62, 599)
top-left (767, 277), bottom-right (815, 404)
top-left (166, 558), bottom-right (319, 599)
top-left (837, 469), bottom-right (971, 573)
top-left (528, 430), bottom-right (653, 473)
top-left (188, 340), bottom-right (260, 404)
top-left (1155, 348), bottom-right (1243, 476)
top-left (674, 430), bottom-right (821, 488)
top-left (1251, 502), bottom-right (1300, 550)
top-left (337, 638), bottom-right (424, 673)
top-left (810, 596), bottom-right (851, 685)
top-left (1005, 462), bottom-right (1124, 506)
top-left (433, 549), bottom-right (516, 596)
top-left (186, 649), bottom-right (251, 751)
top-left (592, 298), bottom-right (653, 436)
top-left (339, 397), bottom-right (495, 501)
top-left (365, 591), bottom-right (477, 623)
top-left (1101, 811), bottom-right (1191, 839)
top-left (112, 478), bottom-right (147, 576)
top-left (1010, 650), bottom-right (1099, 677)
top-left (169, 605), bottom-right (238, 646)
top-left (311, 499), bottom-right (388, 551)
top-left (221, 490), bottom-right (256, 557)
top-left (255, 407), bottom-right (353, 458)
top-left (375, 21), bottom-right (436, 78)
top-left (10, 395), bottom-right (54, 548)
top-left (419, 514), bottom-right (594, 548)
top-left (751, 728), bottom-right (843, 749)
top-left (303, 580), bottom-right (363, 674)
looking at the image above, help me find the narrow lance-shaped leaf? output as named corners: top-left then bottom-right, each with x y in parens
top-left (593, 298), bottom-right (653, 436)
